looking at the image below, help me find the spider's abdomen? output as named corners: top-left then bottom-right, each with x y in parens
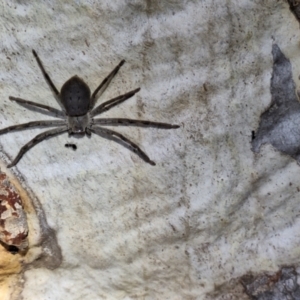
top-left (60, 76), bottom-right (91, 116)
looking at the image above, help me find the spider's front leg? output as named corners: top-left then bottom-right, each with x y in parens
top-left (90, 126), bottom-right (156, 165)
top-left (8, 126), bottom-right (68, 168)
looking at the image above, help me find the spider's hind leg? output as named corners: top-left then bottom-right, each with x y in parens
top-left (90, 60), bottom-right (126, 109)
top-left (32, 50), bottom-right (59, 96)
top-left (90, 88), bottom-right (140, 117)
top-left (9, 96), bottom-right (65, 118)
top-left (32, 50), bottom-right (65, 111)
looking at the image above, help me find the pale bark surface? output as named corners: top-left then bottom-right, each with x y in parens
top-left (0, 1), bottom-right (299, 299)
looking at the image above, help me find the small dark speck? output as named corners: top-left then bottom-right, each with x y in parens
top-left (251, 130), bottom-right (255, 141)
top-left (8, 245), bottom-right (19, 254)
top-left (170, 224), bottom-right (176, 232)
top-left (65, 143), bottom-right (77, 150)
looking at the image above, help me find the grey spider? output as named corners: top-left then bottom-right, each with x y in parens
top-left (0, 50), bottom-right (179, 168)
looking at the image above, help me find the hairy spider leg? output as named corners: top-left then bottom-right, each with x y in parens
top-left (90, 126), bottom-right (156, 165)
top-left (0, 120), bottom-right (66, 135)
top-left (90, 88), bottom-right (140, 117)
top-left (92, 118), bottom-right (180, 129)
top-left (8, 126), bottom-right (68, 168)
top-left (32, 50), bottom-right (59, 96)
top-left (9, 97), bottom-right (65, 118)
top-left (90, 60), bottom-right (125, 109)
top-left (32, 49), bottom-right (67, 112)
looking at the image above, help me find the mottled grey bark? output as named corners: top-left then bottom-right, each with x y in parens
top-left (252, 44), bottom-right (300, 163)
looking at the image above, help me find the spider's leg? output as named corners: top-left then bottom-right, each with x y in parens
top-left (90, 60), bottom-right (125, 108)
top-left (9, 96), bottom-right (65, 118)
top-left (0, 120), bottom-right (66, 135)
top-left (93, 118), bottom-right (180, 129)
top-left (90, 88), bottom-right (140, 117)
top-left (7, 126), bottom-right (68, 168)
top-left (32, 50), bottom-right (59, 96)
top-left (90, 126), bottom-right (155, 166)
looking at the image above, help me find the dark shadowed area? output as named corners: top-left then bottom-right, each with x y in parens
top-left (252, 44), bottom-right (300, 162)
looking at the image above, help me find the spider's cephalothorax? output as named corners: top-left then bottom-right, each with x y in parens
top-left (0, 50), bottom-right (179, 167)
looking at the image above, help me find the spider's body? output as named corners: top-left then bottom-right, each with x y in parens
top-left (68, 113), bottom-right (91, 135)
top-left (59, 76), bottom-right (92, 135)
top-left (61, 76), bottom-right (91, 117)
top-left (0, 50), bottom-right (179, 168)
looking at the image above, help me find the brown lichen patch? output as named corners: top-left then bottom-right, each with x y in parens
top-left (0, 172), bottom-right (28, 250)
top-left (287, 0), bottom-right (300, 22)
top-left (0, 165), bottom-right (43, 299)
top-left (240, 267), bottom-right (300, 299)
top-left (0, 246), bottom-right (23, 300)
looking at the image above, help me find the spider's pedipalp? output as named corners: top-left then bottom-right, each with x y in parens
top-left (9, 96), bottom-right (65, 118)
top-left (90, 126), bottom-right (156, 165)
top-left (93, 118), bottom-right (180, 129)
top-left (0, 120), bottom-right (66, 135)
top-left (90, 88), bottom-right (140, 117)
top-left (90, 60), bottom-right (125, 108)
top-left (7, 126), bottom-right (68, 168)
